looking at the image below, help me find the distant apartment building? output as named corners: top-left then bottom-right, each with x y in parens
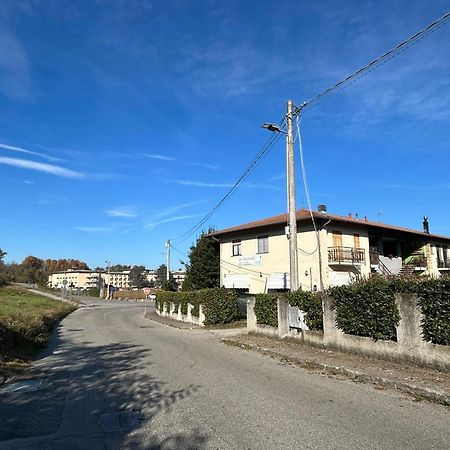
top-left (48, 269), bottom-right (102, 289)
top-left (145, 269), bottom-right (157, 284)
top-left (210, 207), bottom-right (450, 294)
top-left (172, 269), bottom-right (186, 290)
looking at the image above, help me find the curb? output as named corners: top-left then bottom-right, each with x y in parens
top-left (221, 338), bottom-right (450, 406)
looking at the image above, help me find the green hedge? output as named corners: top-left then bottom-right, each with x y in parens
top-left (330, 277), bottom-right (400, 341)
top-left (416, 278), bottom-right (450, 346)
top-left (198, 288), bottom-right (239, 325)
top-left (156, 288), bottom-right (239, 325)
top-left (286, 290), bottom-right (323, 331)
top-left (254, 294), bottom-right (278, 327)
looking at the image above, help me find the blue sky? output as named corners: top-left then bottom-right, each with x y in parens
top-left (1, 0), bottom-right (449, 269)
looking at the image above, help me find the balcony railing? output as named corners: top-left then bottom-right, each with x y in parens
top-left (328, 246), bottom-right (365, 264)
top-left (438, 259), bottom-right (450, 269)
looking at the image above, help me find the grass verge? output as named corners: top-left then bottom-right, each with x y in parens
top-left (0, 285), bottom-right (76, 379)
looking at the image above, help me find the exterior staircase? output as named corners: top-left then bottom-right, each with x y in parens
top-left (399, 251), bottom-right (426, 276)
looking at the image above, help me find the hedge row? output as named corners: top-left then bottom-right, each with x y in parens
top-left (416, 278), bottom-right (450, 346)
top-left (254, 294), bottom-right (278, 327)
top-left (286, 290), bottom-right (323, 331)
top-left (155, 288), bottom-right (239, 325)
top-left (330, 277), bottom-right (400, 341)
top-left (329, 276), bottom-right (450, 345)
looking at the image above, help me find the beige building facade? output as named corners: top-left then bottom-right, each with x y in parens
top-left (212, 208), bottom-right (450, 294)
top-left (48, 270), bottom-right (102, 289)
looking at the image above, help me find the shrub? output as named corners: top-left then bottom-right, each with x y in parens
top-left (329, 276), bottom-right (400, 341)
top-left (416, 278), bottom-right (450, 345)
top-left (198, 288), bottom-right (239, 325)
top-left (0, 273), bottom-right (8, 287)
top-left (254, 294), bottom-right (278, 327)
top-left (286, 290), bottom-right (323, 331)
top-left (156, 289), bottom-right (239, 324)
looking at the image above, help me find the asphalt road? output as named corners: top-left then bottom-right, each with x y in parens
top-left (1, 299), bottom-right (449, 449)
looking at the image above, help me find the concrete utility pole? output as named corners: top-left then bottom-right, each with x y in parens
top-left (165, 240), bottom-right (170, 281)
top-left (262, 100), bottom-right (299, 291)
top-left (286, 99), bottom-right (299, 291)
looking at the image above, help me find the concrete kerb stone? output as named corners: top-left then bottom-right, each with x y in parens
top-left (221, 338), bottom-right (450, 406)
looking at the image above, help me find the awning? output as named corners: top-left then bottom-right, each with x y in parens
top-left (223, 274), bottom-right (250, 289)
top-left (267, 272), bottom-right (290, 290)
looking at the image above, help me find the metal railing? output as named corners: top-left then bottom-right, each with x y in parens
top-left (438, 259), bottom-right (450, 268)
top-left (328, 246), bottom-right (365, 264)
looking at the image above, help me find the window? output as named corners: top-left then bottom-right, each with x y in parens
top-left (257, 235), bottom-right (269, 253)
top-left (353, 233), bottom-right (360, 249)
top-left (232, 240), bottom-right (242, 256)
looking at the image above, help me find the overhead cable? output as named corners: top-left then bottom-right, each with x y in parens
top-left (170, 124), bottom-right (284, 243)
top-left (296, 11), bottom-right (450, 115)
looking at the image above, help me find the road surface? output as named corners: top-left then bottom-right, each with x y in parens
top-left (1, 299), bottom-right (449, 449)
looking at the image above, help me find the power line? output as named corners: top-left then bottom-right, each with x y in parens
top-left (170, 126), bottom-right (284, 243)
top-left (171, 242), bottom-right (271, 277)
top-left (295, 11), bottom-right (450, 115)
top-left (168, 11), bottom-right (450, 247)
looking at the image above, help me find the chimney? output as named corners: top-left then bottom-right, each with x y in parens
top-left (423, 216), bottom-right (430, 234)
top-left (318, 204), bottom-right (327, 214)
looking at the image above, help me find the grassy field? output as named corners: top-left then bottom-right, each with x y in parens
top-left (0, 286), bottom-right (76, 378)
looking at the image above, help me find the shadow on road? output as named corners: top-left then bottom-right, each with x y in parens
top-left (0, 329), bottom-right (206, 449)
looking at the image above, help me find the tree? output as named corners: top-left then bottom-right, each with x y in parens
top-left (156, 264), bottom-right (177, 291)
top-left (128, 265), bottom-right (150, 289)
top-left (182, 229), bottom-right (219, 291)
top-left (110, 264), bottom-right (131, 272)
top-left (0, 248), bottom-right (6, 261)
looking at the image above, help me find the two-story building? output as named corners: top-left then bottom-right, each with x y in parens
top-left (211, 206), bottom-right (450, 293)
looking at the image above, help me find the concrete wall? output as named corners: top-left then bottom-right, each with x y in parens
top-left (247, 294), bottom-right (450, 372)
top-left (156, 302), bottom-right (205, 326)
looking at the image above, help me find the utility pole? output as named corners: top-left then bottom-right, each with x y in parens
top-left (165, 240), bottom-right (170, 281)
top-left (286, 99), bottom-right (299, 291)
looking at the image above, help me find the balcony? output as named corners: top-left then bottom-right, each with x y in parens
top-left (438, 259), bottom-right (450, 269)
top-left (328, 246), bottom-right (365, 265)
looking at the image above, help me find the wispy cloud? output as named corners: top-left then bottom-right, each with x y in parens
top-left (367, 182), bottom-right (450, 191)
top-left (0, 156), bottom-right (84, 179)
top-left (0, 26), bottom-right (32, 100)
top-left (152, 200), bottom-right (207, 219)
top-left (168, 179), bottom-right (233, 188)
top-left (142, 153), bottom-right (219, 170)
top-left (143, 153), bottom-right (176, 161)
top-left (105, 206), bottom-right (138, 218)
top-left (167, 178), bottom-right (281, 190)
top-left (145, 214), bottom-right (200, 231)
top-left (0, 142), bottom-right (62, 162)
top-left (74, 226), bottom-right (113, 233)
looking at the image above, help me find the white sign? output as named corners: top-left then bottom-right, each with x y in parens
top-left (149, 294), bottom-right (156, 300)
top-left (238, 255), bottom-right (262, 267)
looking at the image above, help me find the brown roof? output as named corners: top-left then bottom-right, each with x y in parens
top-left (210, 208), bottom-right (450, 241)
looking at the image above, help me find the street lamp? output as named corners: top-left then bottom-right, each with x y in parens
top-left (261, 123), bottom-right (287, 134)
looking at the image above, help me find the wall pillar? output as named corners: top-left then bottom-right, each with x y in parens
top-left (277, 297), bottom-right (289, 337)
top-left (322, 295), bottom-right (343, 345)
top-left (247, 297), bottom-right (257, 332)
top-left (199, 304), bottom-right (205, 326)
top-left (395, 293), bottom-right (424, 355)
